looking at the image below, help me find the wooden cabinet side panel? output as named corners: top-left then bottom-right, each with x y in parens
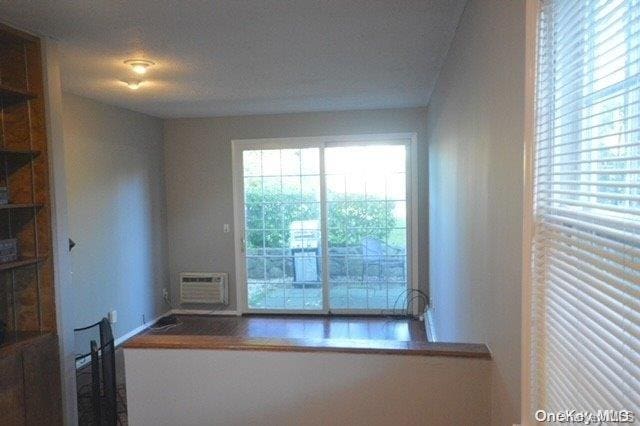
top-left (22, 335), bottom-right (63, 425)
top-left (0, 352), bottom-right (26, 426)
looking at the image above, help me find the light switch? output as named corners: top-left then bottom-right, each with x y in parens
top-left (223, 224), bottom-right (230, 233)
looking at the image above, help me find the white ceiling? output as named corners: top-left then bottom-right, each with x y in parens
top-left (0, 0), bottom-right (466, 118)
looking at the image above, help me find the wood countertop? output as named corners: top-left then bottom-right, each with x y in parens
top-left (124, 334), bottom-right (491, 359)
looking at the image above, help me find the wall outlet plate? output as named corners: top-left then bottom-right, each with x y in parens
top-left (108, 310), bottom-right (117, 324)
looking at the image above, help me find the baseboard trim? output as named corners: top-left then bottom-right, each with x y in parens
top-left (74, 310), bottom-right (171, 369)
top-left (425, 307), bottom-right (437, 342)
top-left (169, 309), bottom-right (239, 316)
top-left (115, 311), bottom-right (172, 347)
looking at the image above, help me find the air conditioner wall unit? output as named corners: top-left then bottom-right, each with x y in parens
top-left (180, 272), bottom-right (228, 305)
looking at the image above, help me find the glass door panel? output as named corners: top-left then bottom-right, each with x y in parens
top-left (325, 145), bottom-right (408, 311)
top-left (243, 148), bottom-right (323, 310)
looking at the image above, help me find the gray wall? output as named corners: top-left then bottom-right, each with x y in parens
top-left (163, 108), bottom-right (428, 311)
top-left (426, 0), bottom-right (524, 424)
top-left (125, 349), bottom-right (491, 425)
top-left (62, 93), bottom-right (169, 339)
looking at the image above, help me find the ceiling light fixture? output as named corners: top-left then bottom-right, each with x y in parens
top-left (121, 79), bottom-right (143, 90)
top-left (124, 59), bottom-right (155, 75)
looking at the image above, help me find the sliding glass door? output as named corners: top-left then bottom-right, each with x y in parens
top-left (235, 136), bottom-right (414, 313)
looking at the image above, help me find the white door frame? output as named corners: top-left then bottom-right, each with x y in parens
top-left (232, 133), bottom-right (419, 315)
top-left (521, 0), bottom-right (540, 423)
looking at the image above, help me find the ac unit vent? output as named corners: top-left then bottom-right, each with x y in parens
top-left (180, 272), bottom-right (228, 304)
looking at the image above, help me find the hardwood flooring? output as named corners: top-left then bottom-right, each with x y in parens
top-left (143, 314), bottom-right (428, 342)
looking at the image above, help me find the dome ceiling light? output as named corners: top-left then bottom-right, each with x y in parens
top-left (124, 59), bottom-right (155, 75)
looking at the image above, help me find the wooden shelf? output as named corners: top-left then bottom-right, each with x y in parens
top-left (0, 203), bottom-right (43, 210)
top-left (0, 148), bottom-right (41, 158)
top-left (0, 257), bottom-right (46, 272)
top-left (0, 83), bottom-right (37, 103)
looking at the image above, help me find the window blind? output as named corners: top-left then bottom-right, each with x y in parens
top-left (532, 0), bottom-right (640, 418)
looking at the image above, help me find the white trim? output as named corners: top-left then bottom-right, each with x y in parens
top-left (114, 311), bottom-right (170, 347)
top-left (319, 145), bottom-right (330, 314)
top-left (425, 307), bottom-right (437, 342)
top-left (231, 142), bottom-right (245, 314)
top-left (409, 133), bottom-right (419, 314)
top-left (232, 133), bottom-right (416, 150)
top-left (521, 1), bottom-right (540, 425)
top-left (75, 310), bottom-right (172, 369)
top-left (231, 133), bottom-right (419, 315)
top-left (169, 309), bottom-right (240, 316)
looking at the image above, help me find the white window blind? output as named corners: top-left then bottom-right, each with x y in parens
top-left (531, 0), bottom-right (640, 418)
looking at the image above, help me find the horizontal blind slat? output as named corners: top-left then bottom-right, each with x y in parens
top-left (545, 308), bottom-right (636, 408)
top-left (537, 180), bottom-right (640, 189)
top-left (537, 188), bottom-right (640, 202)
top-left (537, 197), bottom-right (640, 215)
top-left (540, 221), bottom-right (640, 260)
top-left (546, 283), bottom-right (640, 389)
top-left (543, 228), bottom-right (640, 273)
top-left (539, 208), bottom-right (640, 233)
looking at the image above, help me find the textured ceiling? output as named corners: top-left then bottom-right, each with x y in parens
top-left (0, 0), bottom-right (466, 118)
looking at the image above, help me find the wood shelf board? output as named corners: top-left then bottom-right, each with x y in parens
top-left (0, 257), bottom-right (46, 272)
top-left (0, 83), bottom-right (37, 100)
top-left (0, 148), bottom-right (41, 157)
top-left (0, 203), bottom-right (43, 210)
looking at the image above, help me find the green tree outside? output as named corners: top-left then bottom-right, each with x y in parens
top-left (244, 182), bottom-right (397, 248)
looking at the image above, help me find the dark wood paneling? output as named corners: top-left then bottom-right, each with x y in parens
top-left (1, 103), bottom-right (31, 150)
top-left (0, 271), bottom-right (15, 331)
top-left (0, 351), bottom-right (25, 426)
top-left (12, 209), bottom-right (36, 258)
top-left (38, 260), bottom-right (56, 331)
top-left (23, 334), bottom-right (62, 425)
top-left (0, 38), bottom-right (27, 91)
top-left (14, 266), bottom-right (39, 331)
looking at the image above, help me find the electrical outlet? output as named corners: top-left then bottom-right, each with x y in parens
top-left (108, 310), bottom-right (117, 324)
top-left (162, 288), bottom-right (170, 304)
top-left (223, 224), bottom-right (230, 233)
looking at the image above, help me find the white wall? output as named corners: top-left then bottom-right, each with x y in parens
top-left (125, 349), bottom-right (491, 426)
top-left (43, 39), bottom-right (78, 426)
top-left (62, 93), bottom-right (169, 339)
top-left (163, 108), bottom-right (428, 311)
top-left (426, 0), bottom-right (525, 424)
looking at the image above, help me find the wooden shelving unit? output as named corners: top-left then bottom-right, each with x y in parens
top-left (0, 23), bottom-right (62, 424)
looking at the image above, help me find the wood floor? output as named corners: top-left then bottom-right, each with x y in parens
top-left (144, 314), bottom-right (428, 342)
